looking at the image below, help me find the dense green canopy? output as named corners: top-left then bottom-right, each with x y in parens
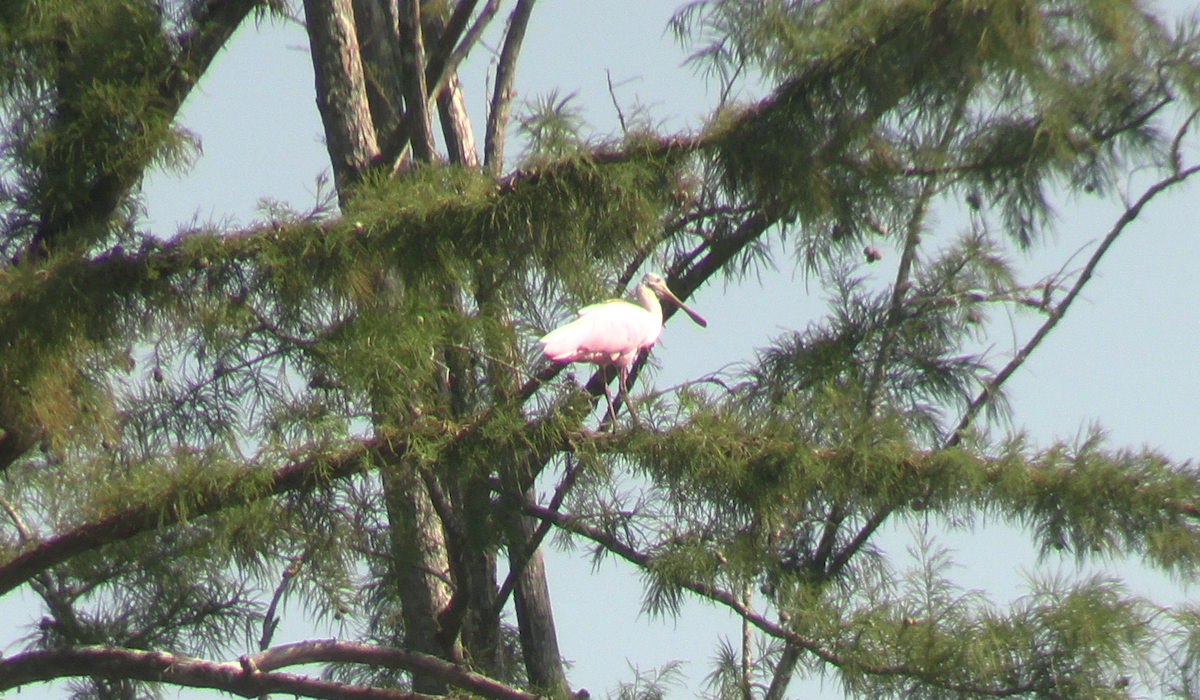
top-left (0, 0), bottom-right (1199, 698)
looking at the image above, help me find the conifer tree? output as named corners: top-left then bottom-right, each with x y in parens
top-left (1, 0), bottom-right (1199, 699)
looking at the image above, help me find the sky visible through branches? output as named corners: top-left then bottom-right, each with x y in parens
top-left (3, 1), bottom-right (1199, 698)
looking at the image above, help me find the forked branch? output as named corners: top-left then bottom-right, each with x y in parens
top-left (948, 159), bottom-right (1200, 446)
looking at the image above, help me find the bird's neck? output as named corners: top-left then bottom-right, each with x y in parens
top-left (636, 284), bottom-right (662, 319)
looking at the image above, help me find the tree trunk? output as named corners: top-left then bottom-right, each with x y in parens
top-left (484, 0), bottom-right (536, 175)
top-left (460, 478), bottom-right (501, 674)
top-left (438, 73), bottom-right (479, 167)
top-left (303, 0), bottom-right (380, 192)
top-left (384, 463), bottom-right (458, 693)
top-left (396, 0), bottom-right (437, 161)
top-left (351, 0), bottom-right (405, 139)
top-left (510, 497), bottom-right (568, 697)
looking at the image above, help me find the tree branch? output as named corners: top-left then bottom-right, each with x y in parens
top-left (763, 645), bottom-right (800, 700)
top-left (250, 640), bottom-right (544, 700)
top-left (260, 556), bottom-right (304, 650)
top-left (0, 439), bottom-right (379, 596)
top-left (373, 0), bottom-right (501, 171)
top-left (484, 0), bottom-right (537, 174)
top-left (438, 74), bottom-right (480, 166)
top-left (523, 505), bottom-right (1040, 697)
top-left (0, 646), bottom-right (432, 700)
top-left (824, 506), bottom-right (891, 579)
top-left (427, 0), bottom-right (482, 82)
top-left (161, 0), bottom-right (264, 105)
top-left (397, 0), bottom-right (437, 161)
top-left (28, 0), bottom-right (260, 257)
top-left (494, 457), bottom-right (582, 613)
top-left (947, 161), bottom-right (1200, 446)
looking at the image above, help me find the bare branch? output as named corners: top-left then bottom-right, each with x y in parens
top-left (250, 640), bottom-right (544, 700)
top-left (948, 161), bottom-right (1200, 446)
top-left (162, 0), bottom-right (264, 105)
top-left (0, 646), bottom-right (433, 700)
top-left (866, 79), bottom-right (971, 409)
top-left (260, 556), bottom-right (304, 650)
top-left (740, 583), bottom-right (753, 700)
top-left (438, 74), bottom-right (480, 166)
top-left (522, 504), bottom-right (792, 640)
top-left (523, 505), bottom-right (1041, 697)
top-left (397, 0), bottom-right (437, 161)
top-left (494, 457), bottom-right (583, 612)
top-left (763, 645), bottom-right (800, 700)
top-left (606, 70), bottom-right (628, 135)
top-left (484, 0), bottom-right (537, 174)
top-left (824, 506), bottom-right (891, 579)
top-left (427, 0), bottom-right (482, 79)
top-left (373, 0), bottom-right (500, 170)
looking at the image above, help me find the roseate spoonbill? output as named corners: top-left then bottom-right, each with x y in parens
top-left (540, 273), bottom-right (707, 425)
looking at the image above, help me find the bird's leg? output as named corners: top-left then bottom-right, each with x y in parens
top-left (600, 373), bottom-right (618, 433)
top-left (619, 366), bottom-right (640, 428)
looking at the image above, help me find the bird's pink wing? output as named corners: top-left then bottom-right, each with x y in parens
top-left (539, 301), bottom-right (650, 363)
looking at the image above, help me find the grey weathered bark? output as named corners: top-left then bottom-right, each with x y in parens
top-left (429, 0), bottom-right (501, 97)
top-left (484, 0), bottom-right (536, 175)
top-left (303, 0), bottom-right (381, 191)
top-left (383, 463), bottom-right (457, 694)
top-left (457, 480), bottom-right (501, 674)
top-left (763, 645), bottom-right (801, 700)
top-left (396, 0), bottom-right (437, 162)
top-left (438, 73), bottom-right (480, 167)
top-left (509, 495), bottom-right (568, 697)
top-left (351, 0), bottom-right (405, 138)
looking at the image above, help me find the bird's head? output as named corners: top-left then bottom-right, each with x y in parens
top-left (640, 273), bottom-right (707, 327)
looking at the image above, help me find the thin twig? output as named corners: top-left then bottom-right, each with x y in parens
top-left (866, 78), bottom-right (972, 408)
top-left (606, 70), bottom-right (629, 135)
top-left (948, 161), bottom-right (1200, 446)
top-left (260, 556), bottom-right (304, 651)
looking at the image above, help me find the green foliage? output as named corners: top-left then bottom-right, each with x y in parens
top-left (517, 90), bottom-right (589, 162)
top-left (682, 0), bottom-right (1195, 261)
top-left (0, 0), bottom-right (1198, 698)
top-left (0, 0), bottom-right (196, 252)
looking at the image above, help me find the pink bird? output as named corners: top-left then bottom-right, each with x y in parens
top-left (540, 273), bottom-right (708, 425)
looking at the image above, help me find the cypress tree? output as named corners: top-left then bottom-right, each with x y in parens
top-left (0, 0), bottom-right (1198, 698)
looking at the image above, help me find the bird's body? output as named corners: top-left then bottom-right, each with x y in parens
top-left (539, 273), bottom-right (706, 426)
top-left (539, 288), bottom-right (666, 372)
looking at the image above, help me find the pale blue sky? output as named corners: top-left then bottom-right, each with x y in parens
top-left (10, 1), bottom-right (1200, 698)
